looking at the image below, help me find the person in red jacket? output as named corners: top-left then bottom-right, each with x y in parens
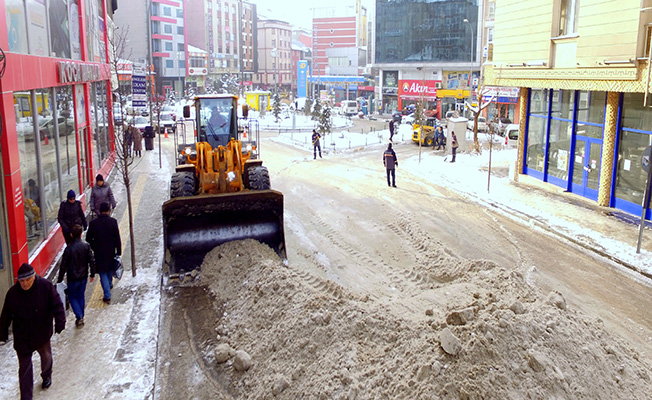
top-left (0, 263), bottom-right (66, 398)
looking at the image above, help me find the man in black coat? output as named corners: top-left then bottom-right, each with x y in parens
top-left (57, 225), bottom-right (95, 327)
top-left (0, 263), bottom-right (66, 398)
top-left (383, 143), bottom-right (398, 188)
top-left (86, 202), bottom-right (121, 304)
top-left (57, 190), bottom-right (87, 245)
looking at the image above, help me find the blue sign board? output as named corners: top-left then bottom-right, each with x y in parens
top-left (132, 63), bottom-right (147, 108)
top-left (297, 60), bottom-right (308, 98)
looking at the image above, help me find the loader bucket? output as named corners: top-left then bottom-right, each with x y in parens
top-left (162, 190), bottom-right (285, 276)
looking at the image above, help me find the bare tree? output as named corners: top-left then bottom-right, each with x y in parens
top-left (464, 87), bottom-right (495, 154)
top-left (107, 25), bottom-right (138, 277)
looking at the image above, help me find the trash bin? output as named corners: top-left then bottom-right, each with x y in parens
top-left (144, 126), bottom-right (155, 150)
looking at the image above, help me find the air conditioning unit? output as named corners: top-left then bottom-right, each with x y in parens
top-left (435, 82), bottom-right (442, 89)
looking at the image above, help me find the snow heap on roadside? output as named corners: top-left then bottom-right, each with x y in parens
top-left (199, 239), bottom-right (651, 399)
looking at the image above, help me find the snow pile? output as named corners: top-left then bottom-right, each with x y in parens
top-left (247, 111), bottom-right (353, 131)
top-left (199, 239), bottom-right (651, 399)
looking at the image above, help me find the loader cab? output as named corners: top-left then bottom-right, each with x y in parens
top-left (188, 95), bottom-right (238, 148)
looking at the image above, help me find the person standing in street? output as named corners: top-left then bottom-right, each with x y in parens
top-left (450, 131), bottom-right (459, 163)
top-left (0, 263), bottom-right (66, 399)
top-left (383, 143), bottom-right (398, 188)
top-left (57, 224), bottom-right (95, 327)
top-left (312, 129), bottom-right (322, 159)
top-left (389, 119), bottom-right (395, 142)
top-left (132, 126), bottom-right (143, 157)
top-left (90, 174), bottom-right (116, 219)
top-left (57, 190), bottom-right (87, 245)
top-left (86, 202), bottom-right (121, 305)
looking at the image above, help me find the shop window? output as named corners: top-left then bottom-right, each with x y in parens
top-left (550, 90), bottom-right (574, 120)
top-left (622, 93), bottom-right (652, 132)
top-left (547, 119), bottom-right (572, 180)
top-left (615, 129), bottom-right (652, 205)
top-left (576, 91), bottom-right (606, 125)
top-left (526, 115), bottom-right (547, 173)
top-left (57, 86), bottom-right (81, 205)
top-left (529, 89), bottom-right (549, 115)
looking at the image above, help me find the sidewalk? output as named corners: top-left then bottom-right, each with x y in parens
top-left (0, 138), bottom-right (174, 399)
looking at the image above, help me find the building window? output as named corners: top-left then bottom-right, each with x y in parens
top-left (487, 28), bottom-right (494, 44)
top-left (177, 26), bottom-right (184, 35)
top-left (558, 0), bottom-right (580, 36)
top-left (272, 39), bottom-right (276, 47)
top-left (178, 60), bottom-right (185, 68)
top-left (166, 59), bottom-right (174, 68)
top-left (163, 6), bottom-right (171, 16)
top-left (152, 22), bottom-right (160, 35)
top-left (164, 24), bottom-right (172, 34)
top-left (165, 42), bottom-right (173, 51)
top-left (178, 43), bottom-right (184, 51)
top-left (152, 3), bottom-right (159, 16)
top-left (488, 2), bottom-right (495, 20)
top-left (177, 9), bottom-right (184, 18)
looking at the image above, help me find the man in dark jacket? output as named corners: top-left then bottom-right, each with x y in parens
top-left (57, 224), bottom-right (95, 327)
top-left (86, 202), bottom-right (121, 304)
top-left (89, 174), bottom-right (116, 218)
top-left (57, 190), bottom-right (87, 245)
top-left (389, 119), bottom-right (395, 142)
top-left (312, 129), bottom-right (322, 159)
top-left (0, 263), bottom-right (66, 398)
top-left (383, 143), bottom-right (398, 188)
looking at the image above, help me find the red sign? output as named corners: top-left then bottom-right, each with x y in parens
top-left (398, 80), bottom-right (439, 99)
top-left (358, 86), bottom-right (374, 91)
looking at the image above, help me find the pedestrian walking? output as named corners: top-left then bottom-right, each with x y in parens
top-left (383, 143), bottom-right (398, 188)
top-left (86, 202), bottom-right (121, 305)
top-left (57, 190), bottom-right (87, 245)
top-left (312, 129), bottom-right (322, 159)
top-left (0, 263), bottom-right (66, 399)
top-left (90, 174), bottom-right (116, 219)
top-left (57, 224), bottom-right (95, 327)
top-left (451, 131), bottom-right (459, 163)
top-left (132, 126), bottom-right (143, 157)
top-left (389, 119), bottom-right (395, 142)
top-left (125, 125), bottom-right (134, 157)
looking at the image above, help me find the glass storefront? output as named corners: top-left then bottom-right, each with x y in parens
top-left (615, 93), bottom-right (652, 207)
top-left (375, 0), bottom-right (478, 63)
top-left (13, 83), bottom-right (111, 255)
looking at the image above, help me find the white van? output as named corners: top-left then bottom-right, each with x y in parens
top-left (503, 124), bottom-right (519, 149)
top-left (341, 100), bottom-right (359, 116)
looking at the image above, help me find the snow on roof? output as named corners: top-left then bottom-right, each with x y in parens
top-left (187, 45), bottom-right (207, 54)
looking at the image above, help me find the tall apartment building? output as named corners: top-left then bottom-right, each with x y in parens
top-left (186, 0), bottom-right (254, 92)
top-left (485, 0), bottom-right (652, 221)
top-left (312, 5), bottom-right (367, 77)
top-left (374, 0), bottom-right (479, 116)
top-left (114, 0), bottom-right (186, 96)
top-left (255, 19), bottom-right (293, 92)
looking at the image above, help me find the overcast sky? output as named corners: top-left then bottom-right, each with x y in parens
top-left (250, 0), bottom-right (374, 30)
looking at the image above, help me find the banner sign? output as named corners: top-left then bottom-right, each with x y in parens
top-left (398, 80), bottom-right (438, 99)
top-left (132, 62), bottom-right (147, 107)
top-left (297, 60), bottom-right (308, 98)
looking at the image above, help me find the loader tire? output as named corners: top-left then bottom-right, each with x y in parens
top-left (170, 171), bottom-right (195, 198)
top-left (424, 136), bottom-right (433, 147)
top-left (246, 166), bottom-right (271, 190)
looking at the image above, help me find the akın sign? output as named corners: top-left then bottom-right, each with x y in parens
top-left (398, 80), bottom-right (438, 98)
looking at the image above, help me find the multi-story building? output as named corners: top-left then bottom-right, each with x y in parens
top-left (0, 0), bottom-right (117, 301)
top-left (114, 0), bottom-right (186, 96)
top-left (485, 0), bottom-right (652, 220)
top-left (255, 19), bottom-right (293, 93)
top-left (187, 0), bottom-right (253, 92)
top-left (374, 0), bottom-right (480, 116)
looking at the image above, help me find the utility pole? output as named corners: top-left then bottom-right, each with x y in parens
top-left (463, 18), bottom-right (474, 115)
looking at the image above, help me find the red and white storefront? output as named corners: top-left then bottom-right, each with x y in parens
top-left (398, 79), bottom-right (441, 118)
top-left (0, 0), bottom-right (116, 299)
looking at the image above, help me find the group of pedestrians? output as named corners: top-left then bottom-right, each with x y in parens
top-left (124, 125), bottom-right (144, 157)
top-left (0, 173), bottom-right (121, 399)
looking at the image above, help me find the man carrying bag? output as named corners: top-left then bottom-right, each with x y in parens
top-left (86, 202), bottom-right (121, 305)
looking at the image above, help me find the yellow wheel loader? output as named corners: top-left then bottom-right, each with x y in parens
top-left (162, 94), bottom-right (285, 283)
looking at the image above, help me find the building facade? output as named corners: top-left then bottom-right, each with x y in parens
top-left (0, 0), bottom-right (117, 303)
top-left (114, 0), bottom-right (186, 96)
top-left (374, 0), bottom-right (480, 116)
top-left (255, 19), bottom-right (292, 93)
top-left (485, 0), bottom-right (652, 220)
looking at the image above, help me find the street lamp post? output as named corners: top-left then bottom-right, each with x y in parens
top-left (463, 18), bottom-right (474, 112)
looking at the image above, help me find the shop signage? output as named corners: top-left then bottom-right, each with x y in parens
top-left (382, 87), bottom-right (398, 95)
top-left (132, 62), bottom-right (147, 108)
top-left (57, 61), bottom-right (100, 84)
top-left (297, 60), bottom-right (308, 98)
top-left (358, 86), bottom-right (374, 91)
top-left (398, 80), bottom-right (438, 98)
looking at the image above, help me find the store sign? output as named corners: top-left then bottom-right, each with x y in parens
top-left (297, 60), bottom-right (308, 98)
top-left (398, 80), bottom-right (438, 98)
top-left (57, 61), bottom-right (100, 84)
top-left (358, 86), bottom-right (374, 91)
top-left (132, 62), bottom-right (147, 108)
top-left (382, 87), bottom-right (398, 95)
top-left (482, 86), bottom-right (519, 104)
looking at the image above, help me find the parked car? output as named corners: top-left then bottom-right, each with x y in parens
top-left (18, 116), bottom-right (75, 142)
top-left (402, 113), bottom-right (415, 125)
top-left (156, 113), bottom-right (176, 133)
top-left (491, 117), bottom-right (513, 135)
top-left (467, 116), bottom-right (488, 132)
top-left (503, 124), bottom-right (519, 148)
top-left (159, 105), bottom-right (176, 121)
top-left (392, 112), bottom-right (403, 123)
top-left (128, 116), bottom-right (150, 133)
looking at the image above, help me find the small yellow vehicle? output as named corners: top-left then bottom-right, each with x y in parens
top-left (412, 117), bottom-right (439, 146)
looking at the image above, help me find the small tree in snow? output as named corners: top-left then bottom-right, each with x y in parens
top-left (217, 74), bottom-right (239, 95)
top-left (272, 91), bottom-right (282, 123)
top-left (318, 106), bottom-right (332, 136)
top-left (311, 97), bottom-right (322, 121)
top-left (465, 88), bottom-right (495, 153)
top-left (304, 98), bottom-right (313, 117)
